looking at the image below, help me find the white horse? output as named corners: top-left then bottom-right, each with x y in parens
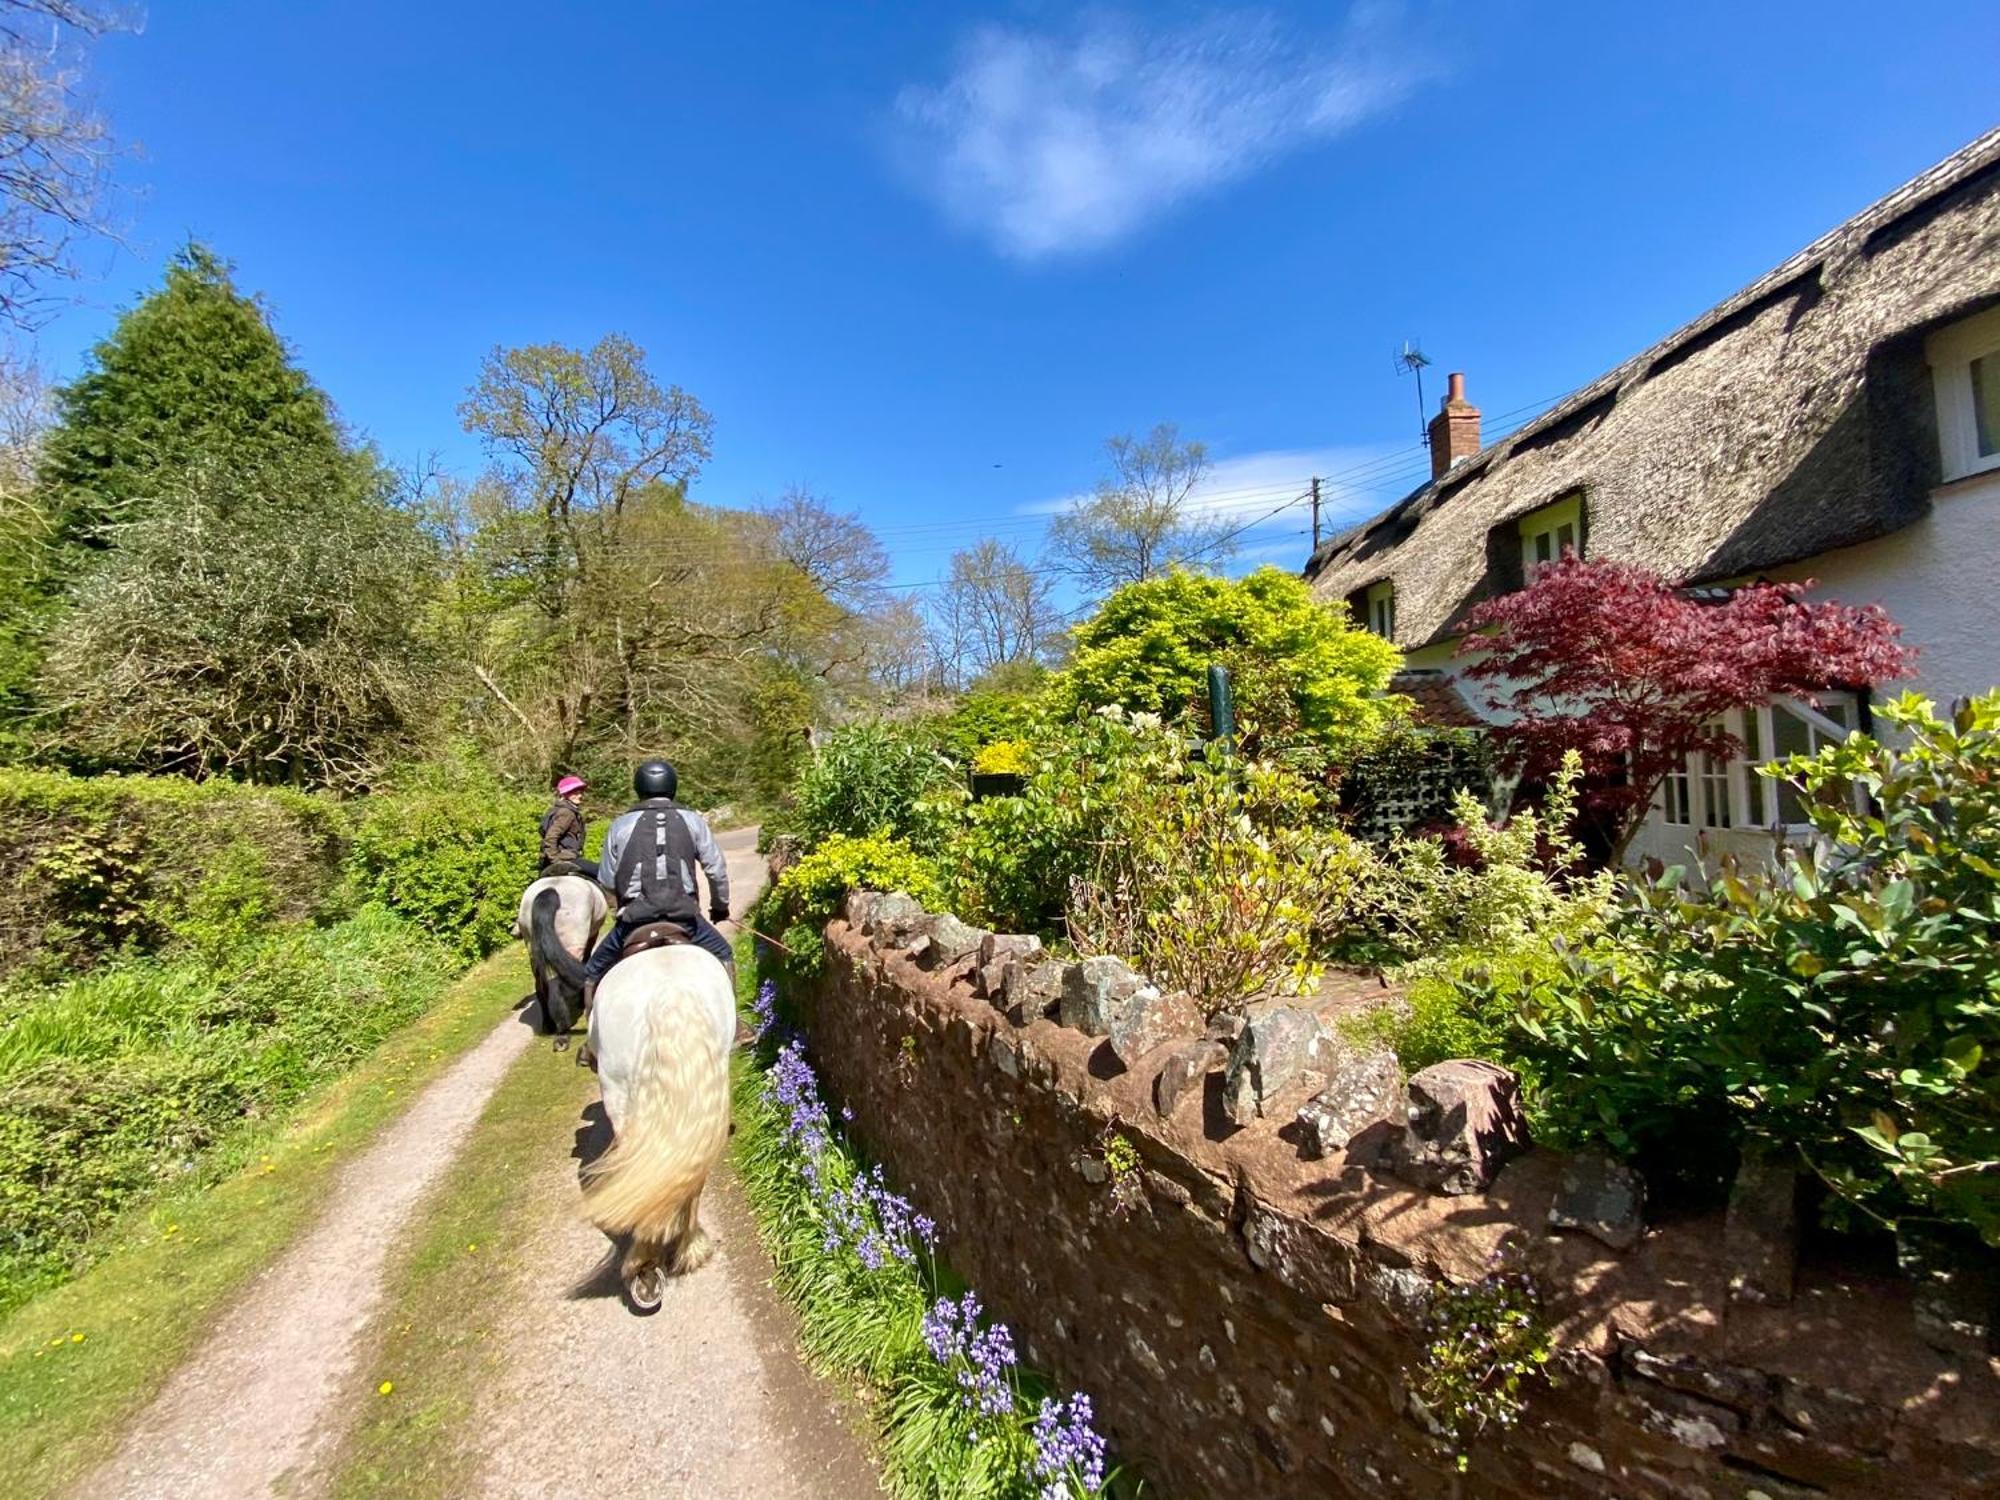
top-left (513, 875), bottom-right (608, 1046)
top-left (581, 945), bottom-right (736, 1311)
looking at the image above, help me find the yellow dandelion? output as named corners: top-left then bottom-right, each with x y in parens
top-left (378, 1381), bottom-right (394, 1396)
top-left (71, 1332), bottom-right (84, 1343)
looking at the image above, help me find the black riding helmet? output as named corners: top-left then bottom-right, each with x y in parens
top-left (633, 758), bottom-right (678, 800)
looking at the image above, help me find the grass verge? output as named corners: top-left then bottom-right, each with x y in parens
top-left (323, 1009), bottom-right (592, 1498)
top-left (729, 934), bottom-right (1125, 1500)
top-left (0, 951), bottom-right (529, 1500)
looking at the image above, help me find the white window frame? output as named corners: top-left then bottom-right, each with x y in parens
top-left (1653, 694), bottom-right (1859, 833)
top-left (1365, 580), bottom-right (1395, 640)
top-left (1519, 493), bottom-right (1582, 580)
top-left (1927, 304), bottom-right (2000, 483)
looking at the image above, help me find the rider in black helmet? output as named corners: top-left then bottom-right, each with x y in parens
top-left (579, 759), bottom-right (734, 1001)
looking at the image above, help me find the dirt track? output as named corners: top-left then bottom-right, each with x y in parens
top-left (77, 826), bottom-right (879, 1499)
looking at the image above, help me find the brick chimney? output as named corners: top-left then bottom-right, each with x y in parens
top-left (1427, 370), bottom-right (1481, 480)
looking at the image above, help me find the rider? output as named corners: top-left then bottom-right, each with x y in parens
top-left (539, 774), bottom-right (598, 879)
top-left (580, 759), bottom-right (734, 1003)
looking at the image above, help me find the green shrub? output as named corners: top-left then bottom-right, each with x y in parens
top-left (0, 905), bottom-right (456, 1310)
top-left (1046, 566), bottom-right (1402, 756)
top-left (1354, 755), bottom-right (1614, 967)
top-left (785, 720), bottom-right (961, 853)
top-left (0, 768), bottom-right (346, 981)
top-left (969, 739), bottom-right (1031, 777)
top-left (1471, 694), bottom-right (2000, 1241)
top-left (768, 833), bottom-right (946, 972)
top-left (345, 759), bottom-right (542, 959)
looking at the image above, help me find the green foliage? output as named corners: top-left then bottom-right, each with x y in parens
top-left (933, 676), bottom-right (1045, 763)
top-left (0, 766), bottom-right (346, 982)
top-left (344, 758), bottom-right (542, 960)
top-left (40, 455), bottom-right (442, 789)
top-left (0, 906), bottom-right (456, 1312)
top-left (787, 720), bottom-right (960, 851)
top-left (769, 833), bottom-right (946, 975)
top-left (39, 243), bottom-right (351, 550)
top-left (1353, 756), bottom-right (1614, 967)
top-left (1047, 567), bottom-right (1401, 755)
top-left (1411, 1272), bottom-right (1554, 1471)
top-left (1063, 714), bottom-right (1370, 1014)
top-left (1453, 695), bottom-right (2000, 1241)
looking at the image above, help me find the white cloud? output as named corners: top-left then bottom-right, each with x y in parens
top-left (892, 7), bottom-right (1424, 260)
top-left (1020, 442), bottom-right (1417, 528)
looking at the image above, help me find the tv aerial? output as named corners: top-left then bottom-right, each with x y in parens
top-left (1394, 339), bottom-right (1432, 446)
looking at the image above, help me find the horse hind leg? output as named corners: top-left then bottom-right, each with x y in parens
top-left (663, 1185), bottom-right (715, 1276)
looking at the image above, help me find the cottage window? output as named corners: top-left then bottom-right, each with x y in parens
top-left (1365, 581), bottom-right (1395, 640)
top-left (1927, 304), bottom-right (2000, 482)
top-left (1517, 494), bottom-right (1582, 580)
top-left (1654, 695), bottom-right (1857, 832)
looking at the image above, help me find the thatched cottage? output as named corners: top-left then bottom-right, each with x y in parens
top-left (1305, 126), bottom-right (2000, 868)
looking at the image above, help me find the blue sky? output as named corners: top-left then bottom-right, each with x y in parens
top-left (35, 2), bottom-right (2000, 589)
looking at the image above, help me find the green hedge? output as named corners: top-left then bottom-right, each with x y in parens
top-left (343, 763), bottom-right (544, 960)
top-left (0, 768), bottom-right (346, 982)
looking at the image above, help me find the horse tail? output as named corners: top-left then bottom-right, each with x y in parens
top-left (580, 975), bottom-right (730, 1265)
top-left (531, 887), bottom-right (587, 988)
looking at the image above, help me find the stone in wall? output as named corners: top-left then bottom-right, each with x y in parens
top-left (1548, 1151), bottom-right (1646, 1251)
top-left (1295, 1048), bottom-right (1404, 1162)
top-left (975, 933), bottom-right (1042, 999)
top-left (1222, 1006), bottom-right (1325, 1125)
top-left (1389, 1058), bottom-right (1528, 1195)
top-left (1154, 1038), bottom-right (1225, 1117)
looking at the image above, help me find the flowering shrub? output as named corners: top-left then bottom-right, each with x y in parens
top-left (734, 970), bottom-right (1124, 1498)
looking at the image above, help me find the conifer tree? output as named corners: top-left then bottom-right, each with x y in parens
top-left (38, 242), bottom-right (347, 547)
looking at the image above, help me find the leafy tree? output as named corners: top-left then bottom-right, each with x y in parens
top-left (39, 455), bottom-right (441, 788)
top-left (1457, 557), bottom-right (1913, 863)
top-left (1047, 424), bottom-right (1236, 597)
top-left (38, 243), bottom-right (350, 547)
top-left (1048, 566), bottom-right (1401, 757)
top-left (457, 334), bottom-right (713, 623)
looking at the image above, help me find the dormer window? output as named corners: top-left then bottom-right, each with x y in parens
top-left (1929, 304), bottom-right (2000, 482)
top-left (1518, 493), bottom-right (1582, 580)
top-left (1365, 581), bottom-right (1395, 640)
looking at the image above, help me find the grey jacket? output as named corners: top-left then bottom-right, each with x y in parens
top-left (597, 803), bottom-right (731, 917)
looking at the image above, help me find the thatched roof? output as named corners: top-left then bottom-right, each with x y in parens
top-left (1307, 128), bottom-right (2000, 647)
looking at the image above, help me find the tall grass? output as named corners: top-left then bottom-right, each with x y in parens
top-left (0, 905), bottom-right (456, 1312)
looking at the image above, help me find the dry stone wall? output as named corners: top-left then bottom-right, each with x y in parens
top-left (792, 891), bottom-right (2000, 1499)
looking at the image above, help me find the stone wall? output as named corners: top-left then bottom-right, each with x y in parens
top-left (791, 895), bottom-right (2000, 1500)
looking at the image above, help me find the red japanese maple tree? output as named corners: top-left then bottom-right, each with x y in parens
top-left (1456, 557), bottom-right (1914, 863)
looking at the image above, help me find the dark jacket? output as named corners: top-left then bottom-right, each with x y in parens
top-left (539, 799), bottom-right (586, 870)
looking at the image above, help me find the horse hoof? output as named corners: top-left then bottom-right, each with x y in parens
top-left (552, 1035), bottom-right (570, 1052)
top-left (576, 1046), bottom-right (597, 1071)
top-left (626, 1266), bottom-right (664, 1315)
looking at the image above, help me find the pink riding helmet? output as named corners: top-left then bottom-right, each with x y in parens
top-left (555, 775), bottom-right (587, 797)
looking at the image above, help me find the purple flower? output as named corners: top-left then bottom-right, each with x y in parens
top-left (1031, 1392), bottom-right (1108, 1498)
top-left (752, 978), bottom-right (779, 1040)
top-left (921, 1293), bottom-right (1017, 1420)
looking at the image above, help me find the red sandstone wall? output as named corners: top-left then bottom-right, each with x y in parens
top-left (797, 918), bottom-right (2000, 1499)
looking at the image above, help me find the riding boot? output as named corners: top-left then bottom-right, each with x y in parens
top-left (574, 979), bottom-right (598, 1067)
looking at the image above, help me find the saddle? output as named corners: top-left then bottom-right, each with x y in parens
top-left (541, 859), bottom-right (590, 878)
top-left (619, 920), bottom-right (694, 960)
